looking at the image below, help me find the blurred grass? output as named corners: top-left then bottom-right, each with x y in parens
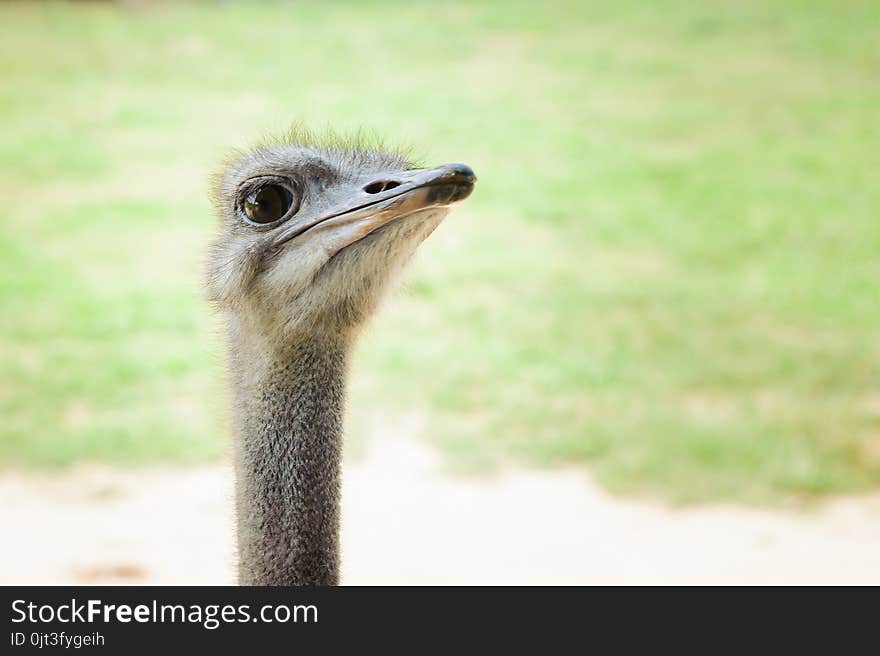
top-left (1, 0), bottom-right (879, 503)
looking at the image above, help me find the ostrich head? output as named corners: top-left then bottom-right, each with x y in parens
top-left (206, 130), bottom-right (476, 341)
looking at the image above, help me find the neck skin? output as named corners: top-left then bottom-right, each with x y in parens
top-left (226, 324), bottom-right (349, 586)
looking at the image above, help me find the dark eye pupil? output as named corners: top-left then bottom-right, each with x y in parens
top-left (244, 185), bottom-right (293, 224)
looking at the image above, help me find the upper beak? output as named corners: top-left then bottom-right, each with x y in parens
top-left (390, 162), bottom-right (477, 205)
top-left (270, 163), bottom-right (477, 251)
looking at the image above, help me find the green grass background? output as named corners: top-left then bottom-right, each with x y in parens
top-left (1, 0), bottom-right (878, 503)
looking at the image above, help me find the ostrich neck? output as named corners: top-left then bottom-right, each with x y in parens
top-left (227, 327), bottom-right (348, 586)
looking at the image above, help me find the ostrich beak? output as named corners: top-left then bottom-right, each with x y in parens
top-left (270, 163), bottom-right (477, 253)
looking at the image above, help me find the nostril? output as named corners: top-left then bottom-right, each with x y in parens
top-left (364, 180), bottom-right (401, 194)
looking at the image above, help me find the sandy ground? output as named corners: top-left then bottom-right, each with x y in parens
top-left (2, 437), bottom-right (880, 585)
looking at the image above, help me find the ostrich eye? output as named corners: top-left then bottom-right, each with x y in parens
top-left (243, 184), bottom-right (296, 224)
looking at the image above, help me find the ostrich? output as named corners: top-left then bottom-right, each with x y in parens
top-left (204, 129), bottom-right (476, 585)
